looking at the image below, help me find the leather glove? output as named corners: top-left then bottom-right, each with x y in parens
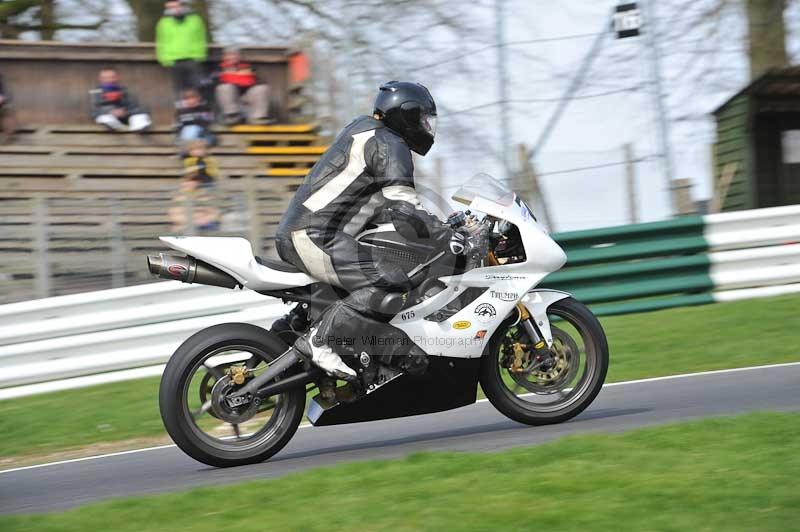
top-left (450, 226), bottom-right (490, 258)
top-left (449, 230), bottom-right (469, 255)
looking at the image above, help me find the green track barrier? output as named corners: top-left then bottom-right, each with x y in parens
top-left (544, 254), bottom-right (711, 285)
top-left (553, 215), bottom-right (704, 245)
top-left (539, 216), bottom-right (714, 315)
top-left (561, 235), bottom-right (709, 266)
top-left (564, 272), bottom-right (714, 304)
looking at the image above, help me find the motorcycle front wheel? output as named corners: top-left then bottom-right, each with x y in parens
top-left (480, 297), bottom-right (609, 425)
top-left (159, 323), bottom-right (306, 468)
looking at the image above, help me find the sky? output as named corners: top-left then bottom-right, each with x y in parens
top-left (513, 1), bottom-right (680, 230)
top-left (425, 0), bottom-right (758, 231)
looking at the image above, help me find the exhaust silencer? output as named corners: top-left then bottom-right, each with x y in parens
top-left (147, 253), bottom-right (239, 289)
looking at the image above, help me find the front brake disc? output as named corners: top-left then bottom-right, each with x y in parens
top-left (507, 326), bottom-right (580, 394)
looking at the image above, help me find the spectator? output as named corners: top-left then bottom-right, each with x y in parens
top-left (168, 165), bottom-right (221, 233)
top-left (215, 47), bottom-right (272, 125)
top-left (89, 67), bottom-right (152, 132)
top-left (0, 72), bottom-right (16, 144)
top-left (176, 88), bottom-right (216, 147)
top-left (182, 139), bottom-right (219, 181)
top-left (156, 0), bottom-right (208, 93)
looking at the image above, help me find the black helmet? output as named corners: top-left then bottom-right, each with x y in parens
top-left (374, 81), bottom-right (437, 156)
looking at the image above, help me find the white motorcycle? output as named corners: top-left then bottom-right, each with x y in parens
top-left (150, 175), bottom-right (609, 467)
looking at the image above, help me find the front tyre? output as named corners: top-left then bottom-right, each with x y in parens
top-left (159, 323), bottom-right (306, 468)
top-left (480, 297), bottom-right (608, 425)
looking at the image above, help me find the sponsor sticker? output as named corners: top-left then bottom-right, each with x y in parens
top-left (474, 330), bottom-right (487, 341)
top-left (490, 290), bottom-right (518, 302)
top-left (484, 274), bottom-right (527, 281)
top-left (167, 264), bottom-right (187, 278)
top-left (474, 303), bottom-right (497, 324)
top-left (453, 320), bottom-right (472, 330)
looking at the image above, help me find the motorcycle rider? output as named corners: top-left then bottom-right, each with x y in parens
top-left (274, 81), bottom-right (472, 381)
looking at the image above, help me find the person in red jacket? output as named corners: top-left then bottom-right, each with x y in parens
top-left (214, 47), bottom-right (272, 125)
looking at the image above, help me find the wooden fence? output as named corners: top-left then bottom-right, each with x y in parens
top-left (0, 181), bottom-right (304, 304)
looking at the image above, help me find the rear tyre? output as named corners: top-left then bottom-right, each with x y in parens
top-left (480, 297), bottom-right (608, 426)
top-left (159, 323), bottom-right (306, 467)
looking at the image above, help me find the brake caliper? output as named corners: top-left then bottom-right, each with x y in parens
top-left (510, 342), bottom-right (530, 373)
top-left (227, 365), bottom-right (249, 386)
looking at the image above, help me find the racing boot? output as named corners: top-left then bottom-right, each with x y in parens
top-left (294, 328), bottom-right (358, 382)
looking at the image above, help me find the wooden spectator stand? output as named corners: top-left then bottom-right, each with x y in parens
top-left (0, 41), bottom-right (329, 303)
top-left (0, 40), bottom-right (292, 125)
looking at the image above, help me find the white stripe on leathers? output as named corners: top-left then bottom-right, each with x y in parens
top-left (302, 130), bottom-right (376, 213)
top-left (291, 229), bottom-right (341, 287)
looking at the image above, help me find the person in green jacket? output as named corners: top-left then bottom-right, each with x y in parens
top-left (156, 0), bottom-right (208, 93)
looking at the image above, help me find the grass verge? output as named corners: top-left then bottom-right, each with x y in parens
top-left (2, 411), bottom-right (799, 529)
top-left (1, 294), bottom-right (798, 461)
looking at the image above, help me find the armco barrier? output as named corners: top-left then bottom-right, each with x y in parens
top-left (0, 205), bottom-right (798, 399)
top-left (0, 282), bottom-right (287, 398)
top-left (544, 204), bottom-right (800, 315)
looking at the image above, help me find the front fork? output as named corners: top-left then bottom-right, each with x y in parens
top-left (516, 303), bottom-right (546, 349)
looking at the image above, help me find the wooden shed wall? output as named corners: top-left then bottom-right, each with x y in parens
top-left (713, 95), bottom-right (753, 211)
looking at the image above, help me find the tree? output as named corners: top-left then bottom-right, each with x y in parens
top-left (1, 0), bottom-right (48, 38)
top-left (747, 0), bottom-right (788, 77)
top-left (125, 0), bottom-right (161, 41)
top-left (0, 0), bottom-right (105, 39)
top-left (0, 0), bottom-right (38, 20)
top-left (664, 0), bottom-right (793, 88)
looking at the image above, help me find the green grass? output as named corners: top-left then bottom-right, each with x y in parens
top-left (3, 411), bottom-right (799, 530)
top-left (601, 292), bottom-right (800, 382)
top-left (1, 294), bottom-right (799, 461)
top-left (0, 376), bottom-right (163, 459)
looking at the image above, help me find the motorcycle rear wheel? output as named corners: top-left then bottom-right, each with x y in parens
top-left (480, 297), bottom-right (608, 425)
top-left (159, 323), bottom-right (306, 468)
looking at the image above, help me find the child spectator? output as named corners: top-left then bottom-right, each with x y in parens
top-left (90, 67), bottom-right (152, 132)
top-left (0, 72), bottom-right (16, 144)
top-left (214, 47), bottom-right (272, 125)
top-left (168, 165), bottom-right (221, 233)
top-left (182, 139), bottom-right (219, 181)
top-left (176, 88), bottom-right (216, 147)
top-left (156, 0), bottom-right (208, 93)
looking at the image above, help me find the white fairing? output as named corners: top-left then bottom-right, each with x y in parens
top-left (158, 178), bottom-right (571, 359)
top-left (159, 236), bottom-right (316, 290)
top-left (388, 193), bottom-right (568, 358)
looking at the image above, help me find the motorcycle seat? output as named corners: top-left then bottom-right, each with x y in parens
top-left (254, 255), bottom-right (302, 274)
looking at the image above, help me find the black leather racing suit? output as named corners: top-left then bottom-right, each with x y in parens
top-left (275, 115), bottom-right (454, 354)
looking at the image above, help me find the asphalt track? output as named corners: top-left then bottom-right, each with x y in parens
top-left (1, 363), bottom-right (799, 515)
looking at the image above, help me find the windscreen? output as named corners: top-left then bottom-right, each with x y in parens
top-left (452, 173), bottom-right (516, 206)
